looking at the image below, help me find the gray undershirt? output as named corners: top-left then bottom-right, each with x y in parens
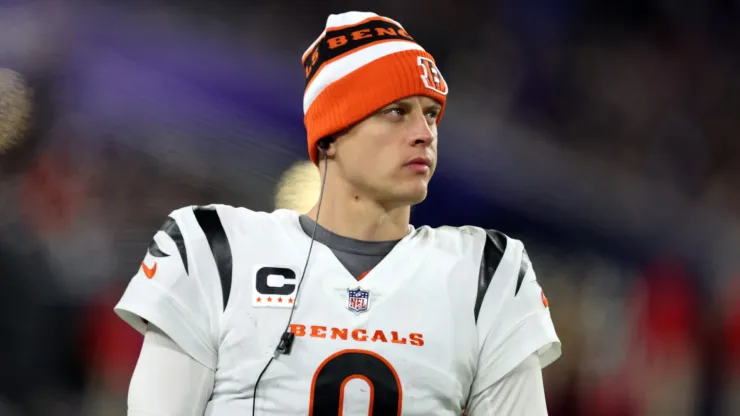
top-left (298, 215), bottom-right (400, 280)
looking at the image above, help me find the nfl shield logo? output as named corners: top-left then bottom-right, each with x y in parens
top-left (346, 287), bottom-right (370, 314)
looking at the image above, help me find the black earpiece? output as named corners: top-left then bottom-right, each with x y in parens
top-left (252, 133), bottom-right (332, 415)
top-left (317, 137), bottom-right (334, 153)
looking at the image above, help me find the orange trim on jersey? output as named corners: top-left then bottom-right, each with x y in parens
top-left (357, 269), bottom-right (372, 281)
top-left (308, 349), bottom-right (402, 416)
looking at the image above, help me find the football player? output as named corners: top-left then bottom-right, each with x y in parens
top-left (116, 11), bottom-right (561, 416)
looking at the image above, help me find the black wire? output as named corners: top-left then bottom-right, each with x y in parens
top-left (251, 149), bottom-right (329, 415)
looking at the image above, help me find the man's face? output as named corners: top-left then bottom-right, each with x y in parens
top-left (330, 95), bottom-right (441, 207)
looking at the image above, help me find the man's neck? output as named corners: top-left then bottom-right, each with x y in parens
top-left (305, 186), bottom-right (411, 242)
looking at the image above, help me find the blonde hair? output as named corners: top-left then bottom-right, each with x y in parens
top-left (274, 160), bottom-right (321, 213)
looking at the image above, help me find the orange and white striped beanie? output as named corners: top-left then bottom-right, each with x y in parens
top-left (303, 11), bottom-right (449, 165)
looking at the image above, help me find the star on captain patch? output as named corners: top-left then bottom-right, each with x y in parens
top-left (346, 287), bottom-right (370, 314)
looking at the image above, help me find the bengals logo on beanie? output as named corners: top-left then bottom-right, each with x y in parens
top-left (302, 11), bottom-right (449, 165)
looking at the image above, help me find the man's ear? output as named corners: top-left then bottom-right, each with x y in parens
top-left (317, 137), bottom-right (335, 158)
top-left (326, 126), bottom-right (353, 157)
top-left (324, 141), bottom-right (337, 158)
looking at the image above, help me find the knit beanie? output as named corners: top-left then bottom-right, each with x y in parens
top-left (302, 11), bottom-right (449, 165)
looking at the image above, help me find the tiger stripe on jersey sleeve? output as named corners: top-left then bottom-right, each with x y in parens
top-left (148, 216), bottom-right (189, 274)
top-left (474, 229), bottom-right (507, 323)
top-left (470, 228), bottom-right (561, 393)
top-left (193, 206), bottom-right (233, 311)
top-left (514, 248), bottom-right (530, 297)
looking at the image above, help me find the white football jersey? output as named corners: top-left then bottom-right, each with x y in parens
top-left (115, 204), bottom-right (561, 415)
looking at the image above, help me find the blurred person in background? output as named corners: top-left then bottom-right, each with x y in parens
top-left (113, 11), bottom-right (561, 416)
top-left (628, 259), bottom-right (702, 416)
top-left (720, 278), bottom-right (740, 415)
top-left (0, 68), bottom-right (87, 415)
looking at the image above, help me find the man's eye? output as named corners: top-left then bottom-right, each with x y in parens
top-left (385, 107), bottom-right (406, 116)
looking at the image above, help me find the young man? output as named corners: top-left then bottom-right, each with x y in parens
top-left (116, 11), bottom-right (561, 415)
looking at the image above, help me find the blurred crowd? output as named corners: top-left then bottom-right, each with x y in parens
top-left (1, 0), bottom-right (739, 415)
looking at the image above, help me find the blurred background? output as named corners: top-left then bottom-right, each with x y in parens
top-left (1, 0), bottom-right (739, 415)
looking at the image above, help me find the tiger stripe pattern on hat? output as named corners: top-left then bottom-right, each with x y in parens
top-left (302, 11), bottom-right (449, 165)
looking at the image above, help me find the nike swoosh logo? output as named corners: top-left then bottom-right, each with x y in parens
top-left (141, 261), bottom-right (157, 279)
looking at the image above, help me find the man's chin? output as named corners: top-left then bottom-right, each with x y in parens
top-left (371, 178), bottom-right (430, 208)
top-left (398, 185), bottom-right (429, 206)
